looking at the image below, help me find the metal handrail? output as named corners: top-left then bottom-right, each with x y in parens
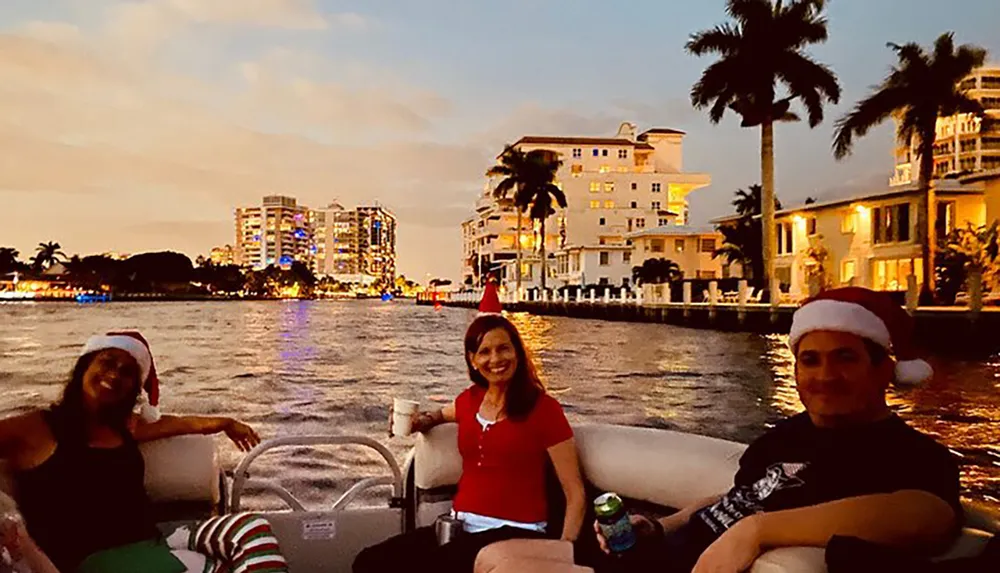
top-left (331, 476), bottom-right (394, 510)
top-left (243, 479), bottom-right (307, 512)
top-left (230, 435), bottom-right (403, 512)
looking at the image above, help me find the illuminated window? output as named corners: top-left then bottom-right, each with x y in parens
top-left (841, 212), bottom-right (857, 234)
top-left (604, 182), bottom-right (615, 193)
top-left (675, 239), bottom-right (685, 253)
top-left (604, 200), bottom-right (615, 209)
top-left (599, 165), bottom-right (610, 174)
top-left (872, 258), bottom-right (923, 291)
top-left (571, 164), bottom-right (583, 177)
top-left (590, 182), bottom-right (601, 193)
top-left (617, 166), bottom-right (629, 173)
top-left (841, 259), bottom-right (856, 284)
top-left (590, 200), bottom-right (600, 209)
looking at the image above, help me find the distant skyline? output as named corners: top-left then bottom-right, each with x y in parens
top-left (1, 0), bottom-right (998, 281)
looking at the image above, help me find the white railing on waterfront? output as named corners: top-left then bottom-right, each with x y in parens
top-left (421, 273), bottom-right (998, 314)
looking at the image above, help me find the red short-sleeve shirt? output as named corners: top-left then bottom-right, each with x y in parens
top-left (451, 385), bottom-right (574, 523)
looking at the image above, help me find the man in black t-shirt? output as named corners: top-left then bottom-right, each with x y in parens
top-left (583, 287), bottom-right (962, 573)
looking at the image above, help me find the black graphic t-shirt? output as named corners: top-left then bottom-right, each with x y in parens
top-left (694, 413), bottom-right (961, 535)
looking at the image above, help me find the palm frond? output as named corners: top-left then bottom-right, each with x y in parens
top-left (686, 24), bottom-right (742, 56)
top-left (833, 85), bottom-right (911, 159)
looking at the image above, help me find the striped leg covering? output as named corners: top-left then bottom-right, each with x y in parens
top-left (189, 513), bottom-right (288, 573)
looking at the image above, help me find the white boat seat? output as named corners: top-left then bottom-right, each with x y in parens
top-left (0, 435), bottom-right (220, 520)
top-left (412, 422), bottom-right (997, 572)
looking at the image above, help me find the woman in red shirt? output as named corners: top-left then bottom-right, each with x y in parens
top-left (353, 313), bottom-right (585, 573)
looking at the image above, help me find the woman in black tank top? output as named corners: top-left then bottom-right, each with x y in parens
top-left (0, 332), bottom-right (271, 572)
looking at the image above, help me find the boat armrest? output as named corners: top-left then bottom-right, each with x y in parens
top-left (574, 424), bottom-right (745, 509)
top-left (140, 435), bottom-right (220, 504)
top-left (413, 424), bottom-right (461, 490)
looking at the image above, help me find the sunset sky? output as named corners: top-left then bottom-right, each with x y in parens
top-left (1, 0), bottom-right (998, 281)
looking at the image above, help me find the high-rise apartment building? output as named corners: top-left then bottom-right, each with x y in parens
top-left (356, 205), bottom-right (397, 285)
top-left (892, 65), bottom-right (1000, 186)
top-left (235, 196), bottom-right (397, 285)
top-left (312, 202), bottom-right (361, 276)
top-left (234, 195), bottom-right (313, 269)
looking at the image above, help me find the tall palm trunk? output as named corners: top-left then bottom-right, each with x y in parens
top-left (515, 209), bottom-right (522, 293)
top-left (539, 217), bottom-right (547, 291)
top-left (917, 129), bottom-right (937, 304)
top-left (760, 120), bottom-right (776, 300)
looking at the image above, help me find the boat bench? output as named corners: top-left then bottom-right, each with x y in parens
top-left (0, 435), bottom-right (222, 523)
top-left (412, 423), bottom-right (998, 573)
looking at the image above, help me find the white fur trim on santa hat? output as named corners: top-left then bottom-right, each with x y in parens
top-left (895, 359), bottom-right (934, 385)
top-left (81, 335), bottom-right (153, 383)
top-left (789, 299), bottom-right (892, 351)
top-left (136, 392), bottom-right (161, 423)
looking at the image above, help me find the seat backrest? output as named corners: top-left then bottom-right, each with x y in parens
top-left (413, 423), bottom-right (746, 509)
top-left (0, 435), bottom-right (219, 506)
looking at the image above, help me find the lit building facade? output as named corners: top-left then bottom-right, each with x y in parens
top-left (356, 205), bottom-right (397, 285)
top-left (892, 65), bottom-right (1000, 186)
top-left (750, 181), bottom-right (986, 299)
top-left (312, 202), bottom-right (359, 276)
top-left (235, 195), bottom-right (313, 269)
top-left (463, 122), bottom-right (711, 288)
top-left (209, 244), bottom-right (235, 266)
top-left (626, 225), bottom-right (739, 281)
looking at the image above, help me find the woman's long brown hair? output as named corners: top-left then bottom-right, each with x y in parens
top-left (464, 314), bottom-right (545, 421)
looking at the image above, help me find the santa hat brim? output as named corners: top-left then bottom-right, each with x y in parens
top-left (82, 335), bottom-right (153, 383)
top-left (789, 299), bottom-right (932, 385)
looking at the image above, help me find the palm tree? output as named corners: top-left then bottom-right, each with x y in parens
top-left (32, 241), bottom-right (67, 272)
top-left (714, 185), bottom-right (782, 281)
top-left (0, 247), bottom-right (21, 273)
top-left (487, 145), bottom-right (549, 292)
top-left (833, 33), bottom-right (988, 303)
top-left (688, 0), bottom-right (840, 300)
top-left (517, 150), bottom-right (565, 291)
top-left (632, 258), bottom-right (683, 286)
top-left (486, 146), bottom-right (565, 291)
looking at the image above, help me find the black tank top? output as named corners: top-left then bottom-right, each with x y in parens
top-left (13, 411), bottom-right (160, 572)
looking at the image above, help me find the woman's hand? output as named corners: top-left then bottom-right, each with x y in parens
top-left (224, 420), bottom-right (261, 452)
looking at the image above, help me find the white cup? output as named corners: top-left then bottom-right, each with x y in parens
top-left (392, 398), bottom-right (420, 437)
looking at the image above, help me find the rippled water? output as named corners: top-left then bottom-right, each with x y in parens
top-left (1, 301), bottom-right (998, 511)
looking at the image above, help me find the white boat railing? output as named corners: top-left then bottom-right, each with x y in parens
top-left (230, 435), bottom-right (403, 512)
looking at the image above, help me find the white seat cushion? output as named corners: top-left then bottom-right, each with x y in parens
top-left (0, 435), bottom-right (219, 505)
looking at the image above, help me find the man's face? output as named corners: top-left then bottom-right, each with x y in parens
top-left (795, 330), bottom-right (893, 422)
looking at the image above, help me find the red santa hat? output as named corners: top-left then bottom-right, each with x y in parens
top-left (789, 287), bottom-right (932, 385)
top-left (81, 331), bottom-right (161, 422)
top-left (478, 279), bottom-right (502, 315)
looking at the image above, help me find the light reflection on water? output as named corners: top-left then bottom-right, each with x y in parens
top-left (0, 301), bottom-right (997, 510)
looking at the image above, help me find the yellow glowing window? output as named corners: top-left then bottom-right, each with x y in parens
top-left (841, 212), bottom-right (857, 234)
top-left (841, 259), bottom-right (856, 284)
top-left (617, 166), bottom-right (629, 173)
top-left (590, 182), bottom-right (600, 193)
top-left (599, 165), bottom-right (610, 174)
top-left (590, 200), bottom-right (600, 209)
top-left (604, 200), bottom-right (615, 209)
top-left (571, 164), bottom-right (583, 177)
top-left (604, 182), bottom-right (615, 193)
